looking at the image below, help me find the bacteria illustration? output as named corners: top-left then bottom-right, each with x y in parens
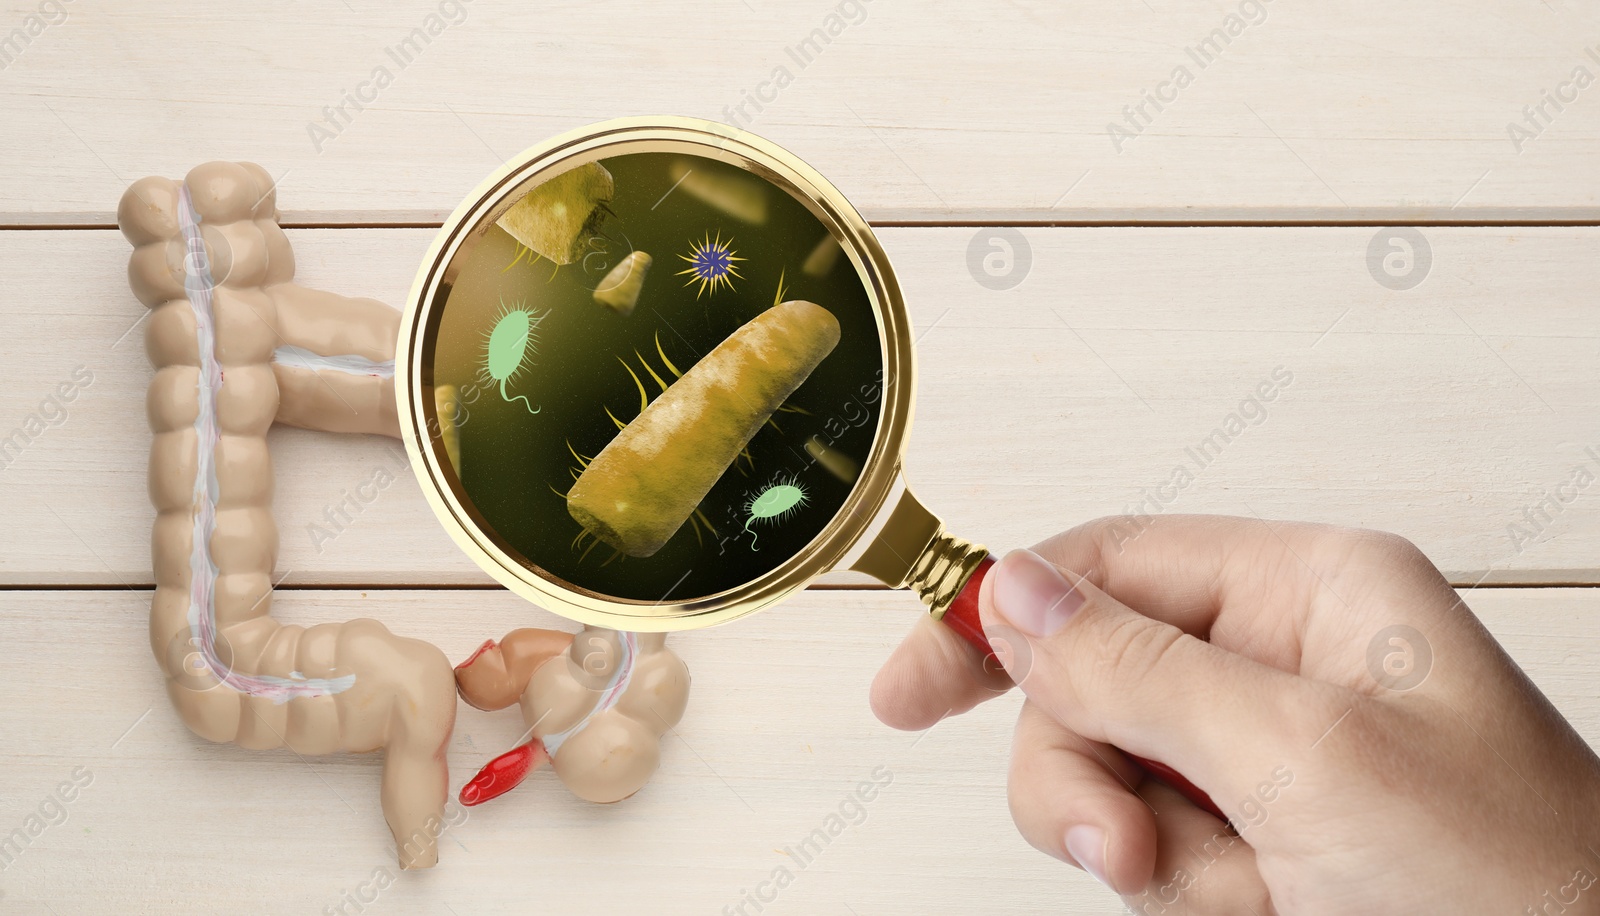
top-left (435, 384), bottom-right (464, 471)
top-left (483, 299), bottom-right (544, 414)
top-left (678, 231), bottom-right (744, 298)
top-left (743, 474), bottom-right (809, 550)
top-left (434, 149), bottom-right (886, 602)
top-left (566, 300), bottom-right (839, 558)
top-left (805, 434), bottom-right (860, 484)
top-left (803, 234), bottom-right (841, 277)
top-left (558, 334), bottom-right (722, 562)
top-left (593, 250), bottom-right (652, 315)
top-left (497, 161), bottom-right (615, 267)
top-left (668, 159), bottom-right (769, 224)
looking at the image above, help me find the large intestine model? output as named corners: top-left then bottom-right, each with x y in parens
top-left (454, 627), bottom-right (690, 806)
top-left (117, 161), bottom-right (690, 869)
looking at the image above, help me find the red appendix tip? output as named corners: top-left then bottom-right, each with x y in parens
top-left (460, 740), bottom-right (550, 807)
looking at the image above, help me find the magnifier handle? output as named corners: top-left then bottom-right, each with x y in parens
top-left (942, 555), bottom-right (1225, 822)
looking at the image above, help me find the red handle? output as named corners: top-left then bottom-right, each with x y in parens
top-left (944, 555), bottom-right (1225, 822)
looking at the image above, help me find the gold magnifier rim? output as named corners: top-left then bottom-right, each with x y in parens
top-left (396, 116), bottom-right (916, 632)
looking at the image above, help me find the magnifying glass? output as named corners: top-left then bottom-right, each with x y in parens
top-left (395, 116), bottom-right (1218, 820)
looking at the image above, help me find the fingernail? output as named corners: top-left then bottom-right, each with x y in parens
top-left (994, 549), bottom-right (1085, 637)
top-left (1064, 824), bottom-right (1111, 889)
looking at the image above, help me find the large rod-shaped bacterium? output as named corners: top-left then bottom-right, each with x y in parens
top-left (567, 300), bottom-right (840, 557)
top-left (496, 162), bottom-right (615, 266)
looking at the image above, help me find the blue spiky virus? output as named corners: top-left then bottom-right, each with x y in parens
top-left (677, 232), bottom-right (743, 298)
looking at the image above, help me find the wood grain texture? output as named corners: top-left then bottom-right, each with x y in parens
top-left (4, 5), bottom-right (1598, 912)
top-left (0, 586), bottom-right (1591, 915)
top-left (2, 226), bottom-right (1596, 587)
top-left (3, 0), bottom-right (1600, 224)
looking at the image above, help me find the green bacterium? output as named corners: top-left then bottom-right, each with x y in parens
top-left (483, 299), bottom-right (544, 414)
top-left (742, 475), bottom-right (808, 551)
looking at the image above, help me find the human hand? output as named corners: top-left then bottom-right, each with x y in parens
top-left (870, 516), bottom-right (1600, 914)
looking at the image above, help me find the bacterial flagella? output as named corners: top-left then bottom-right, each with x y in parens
top-left (483, 299), bottom-right (544, 413)
top-left (677, 231), bottom-right (744, 297)
top-left (742, 474), bottom-right (810, 550)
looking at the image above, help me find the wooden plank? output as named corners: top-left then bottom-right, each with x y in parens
top-left (0, 586), bottom-right (1590, 914)
top-left (2, 226), bottom-right (1597, 587)
top-left (4, 1), bottom-right (1600, 224)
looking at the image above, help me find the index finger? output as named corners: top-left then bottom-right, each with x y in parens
top-left (873, 514), bottom-right (1385, 728)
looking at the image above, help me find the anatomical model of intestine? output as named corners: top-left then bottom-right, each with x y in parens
top-left (120, 162), bottom-right (456, 869)
top-left (118, 161), bottom-right (689, 868)
top-left (454, 626), bottom-right (690, 805)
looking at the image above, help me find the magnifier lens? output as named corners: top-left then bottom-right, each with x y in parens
top-left (421, 148), bottom-right (887, 606)
top-left (409, 126), bottom-right (1223, 825)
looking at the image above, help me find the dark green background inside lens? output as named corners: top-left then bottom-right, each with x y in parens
top-left (430, 152), bottom-right (884, 602)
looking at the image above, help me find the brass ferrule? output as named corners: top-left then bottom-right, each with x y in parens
top-left (907, 528), bottom-right (988, 620)
top-left (850, 485), bottom-right (988, 619)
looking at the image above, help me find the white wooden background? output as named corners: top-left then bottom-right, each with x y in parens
top-left (2, 2), bottom-right (1599, 913)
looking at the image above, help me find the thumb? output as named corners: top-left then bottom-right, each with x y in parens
top-left (980, 548), bottom-right (1324, 799)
